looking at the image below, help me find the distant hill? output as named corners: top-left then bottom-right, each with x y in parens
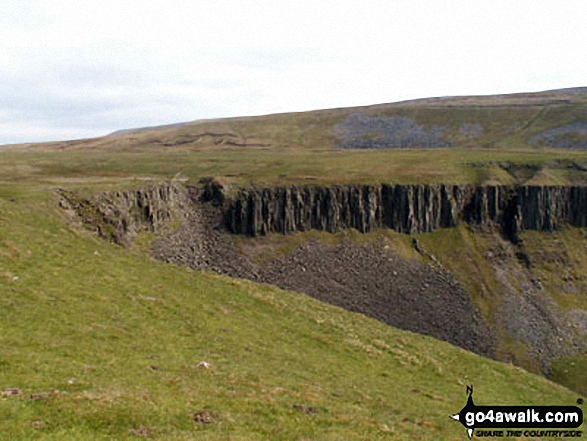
top-left (9, 87), bottom-right (587, 154)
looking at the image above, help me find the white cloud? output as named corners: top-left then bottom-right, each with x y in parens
top-left (1, 0), bottom-right (586, 144)
top-left (0, 121), bottom-right (100, 144)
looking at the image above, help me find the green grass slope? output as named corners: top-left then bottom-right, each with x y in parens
top-left (0, 189), bottom-right (584, 440)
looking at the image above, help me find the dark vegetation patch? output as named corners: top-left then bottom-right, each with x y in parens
top-left (334, 114), bottom-right (451, 149)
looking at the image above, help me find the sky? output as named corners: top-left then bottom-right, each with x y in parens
top-left (1, 1), bottom-right (586, 145)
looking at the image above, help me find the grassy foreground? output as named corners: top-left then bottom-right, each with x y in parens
top-left (0, 187), bottom-right (584, 440)
top-left (1, 147), bottom-right (587, 189)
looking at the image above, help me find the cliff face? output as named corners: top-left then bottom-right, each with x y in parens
top-left (58, 182), bottom-right (587, 381)
top-left (58, 183), bottom-right (190, 246)
top-left (61, 182), bottom-right (587, 243)
top-left (225, 184), bottom-right (587, 241)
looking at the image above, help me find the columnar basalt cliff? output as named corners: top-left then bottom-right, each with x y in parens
top-left (225, 184), bottom-right (587, 241)
top-left (59, 181), bottom-right (587, 380)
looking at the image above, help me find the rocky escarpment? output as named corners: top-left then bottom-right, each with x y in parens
top-left (59, 181), bottom-right (586, 381)
top-left (58, 183), bottom-right (191, 246)
top-left (225, 184), bottom-right (587, 242)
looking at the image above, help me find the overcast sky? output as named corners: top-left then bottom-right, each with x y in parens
top-left (1, 1), bottom-right (586, 145)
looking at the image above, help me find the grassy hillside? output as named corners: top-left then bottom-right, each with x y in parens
top-left (1, 186), bottom-right (584, 440)
top-left (233, 223), bottom-right (587, 394)
top-left (2, 89), bottom-right (587, 187)
top-left (6, 87), bottom-right (587, 152)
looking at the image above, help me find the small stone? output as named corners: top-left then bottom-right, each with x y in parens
top-left (1, 388), bottom-right (22, 397)
top-left (192, 410), bottom-right (215, 424)
top-left (30, 392), bottom-right (52, 400)
top-left (194, 361), bottom-right (213, 369)
top-left (131, 427), bottom-right (152, 437)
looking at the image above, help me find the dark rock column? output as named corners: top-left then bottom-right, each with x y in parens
top-left (224, 183), bottom-right (586, 238)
